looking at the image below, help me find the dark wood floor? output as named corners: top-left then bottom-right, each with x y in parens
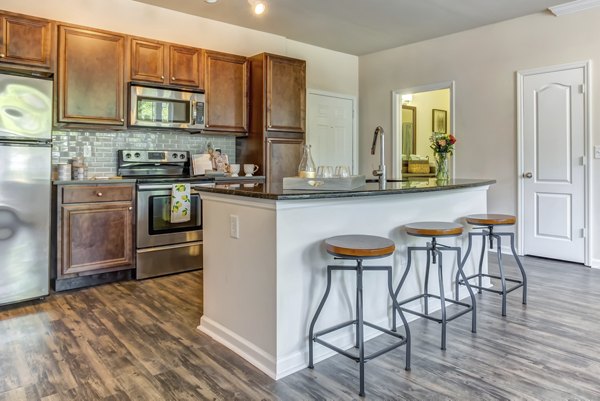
top-left (1, 255), bottom-right (600, 400)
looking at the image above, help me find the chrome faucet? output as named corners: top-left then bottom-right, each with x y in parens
top-left (371, 126), bottom-right (386, 188)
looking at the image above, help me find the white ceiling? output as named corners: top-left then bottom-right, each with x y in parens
top-left (133, 0), bottom-right (563, 55)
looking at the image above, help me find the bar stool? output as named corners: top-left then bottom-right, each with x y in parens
top-left (455, 214), bottom-right (527, 316)
top-left (308, 234), bottom-right (411, 397)
top-left (393, 222), bottom-right (476, 351)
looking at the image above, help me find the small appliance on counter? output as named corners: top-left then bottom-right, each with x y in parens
top-left (0, 71), bottom-right (52, 306)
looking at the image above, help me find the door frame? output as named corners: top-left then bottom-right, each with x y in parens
top-left (516, 60), bottom-right (593, 266)
top-left (306, 89), bottom-right (358, 174)
top-left (391, 81), bottom-right (456, 179)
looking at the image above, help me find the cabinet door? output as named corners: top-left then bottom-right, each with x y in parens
top-left (265, 55), bottom-right (306, 133)
top-left (130, 38), bottom-right (165, 83)
top-left (61, 202), bottom-right (134, 276)
top-left (204, 50), bottom-right (248, 133)
top-left (169, 45), bottom-right (201, 88)
top-left (58, 25), bottom-right (125, 125)
top-left (0, 14), bottom-right (51, 68)
top-left (265, 137), bottom-right (304, 183)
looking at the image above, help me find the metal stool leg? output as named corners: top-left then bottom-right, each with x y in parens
top-left (436, 250), bottom-right (447, 350)
top-left (508, 232), bottom-right (527, 305)
top-left (477, 230), bottom-right (487, 294)
top-left (357, 260), bottom-right (365, 397)
top-left (456, 232), bottom-right (474, 301)
top-left (454, 246), bottom-right (476, 333)
top-left (387, 267), bottom-right (411, 370)
top-left (308, 265), bottom-right (334, 369)
top-left (393, 247), bottom-right (414, 331)
top-left (355, 261), bottom-right (360, 348)
top-left (493, 234), bottom-right (507, 316)
top-left (424, 247), bottom-right (431, 316)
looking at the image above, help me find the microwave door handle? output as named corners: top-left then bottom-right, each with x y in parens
top-left (191, 101), bottom-right (197, 124)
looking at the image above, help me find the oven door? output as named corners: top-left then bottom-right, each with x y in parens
top-left (137, 184), bottom-right (203, 248)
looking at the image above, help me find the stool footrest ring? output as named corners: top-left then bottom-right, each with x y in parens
top-left (398, 293), bottom-right (473, 323)
top-left (459, 273), bottom-right (524, 294)
top-left (313, 320), bottom-right (408, 363)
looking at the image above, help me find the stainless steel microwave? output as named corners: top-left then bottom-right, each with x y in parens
top-left (129, 84), bottom-right (205, 130)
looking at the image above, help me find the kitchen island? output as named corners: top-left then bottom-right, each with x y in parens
top-left (195, 179), bottom-right (495, 380)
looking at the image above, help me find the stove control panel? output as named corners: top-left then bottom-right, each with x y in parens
top-left (119, 150), bottom-right (189, 163)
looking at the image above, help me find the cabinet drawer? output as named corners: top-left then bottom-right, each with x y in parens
top-left (62, 185), bottom-right (133, 203)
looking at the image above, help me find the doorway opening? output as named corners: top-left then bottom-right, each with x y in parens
top-left (391, 81), bottom-right (455, 180)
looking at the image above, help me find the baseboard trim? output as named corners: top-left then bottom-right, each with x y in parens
top-left (591, 258), bottom-right (600, 269)
top-left (197, 316), bottom-right (277, 379)
top-left (199, 283), bottom-right (493, 381)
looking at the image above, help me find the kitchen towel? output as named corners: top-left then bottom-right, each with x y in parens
top-left (170, 183), bottom-right (191, 223)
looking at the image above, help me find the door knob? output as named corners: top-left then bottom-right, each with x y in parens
top-left (523, 172), bottom-right (533, 178)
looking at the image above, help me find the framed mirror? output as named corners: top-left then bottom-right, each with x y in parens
top-left (402, 105), bottom-right (417, 155)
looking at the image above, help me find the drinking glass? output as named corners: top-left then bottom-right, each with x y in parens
top-left (317, 166), bottom-right (333, 178)
top-left (335, 165), bottom-right (350, 178)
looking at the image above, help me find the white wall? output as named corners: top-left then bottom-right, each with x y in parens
top-left (0, 0), bottom-right (358, 100)
top-left (359, 9), bottom-right (600, 265)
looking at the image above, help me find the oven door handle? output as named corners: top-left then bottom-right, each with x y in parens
top-left (137, 184), bottom-right (213, 191)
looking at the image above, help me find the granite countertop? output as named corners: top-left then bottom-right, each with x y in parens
top-left (193, 178), bottom-right (496, 200)
top-left (53, 178), bottom-right (138, 185)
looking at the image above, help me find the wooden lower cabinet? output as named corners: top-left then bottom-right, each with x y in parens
top-left (55, 184), bottom-right (135, 284)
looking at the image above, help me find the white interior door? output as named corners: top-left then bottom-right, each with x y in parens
top-left (522, 66), bottom-right (585, 263)
top-left (307, 92), bottom-right (354, 171)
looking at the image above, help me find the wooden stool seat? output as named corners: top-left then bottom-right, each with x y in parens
top-left (325, 235), bottom-right (395, 258)
top-left (405, 221), bottom-right (463, 237)
top-left (466, 214), bottom-right (516, 226)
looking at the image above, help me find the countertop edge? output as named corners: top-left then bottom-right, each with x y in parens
top-left (194, 179), bottom-right (496, 200)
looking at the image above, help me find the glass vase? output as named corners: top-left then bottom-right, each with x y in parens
top-left (435, 152), bottom-right (449, 182)
top-left (298, 144), bottom-right (317, 178)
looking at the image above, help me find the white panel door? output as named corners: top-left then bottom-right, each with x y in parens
top-left (522, 67), bottom-right (585, 263)
top-left (307, 93), bottom-right (354, 171)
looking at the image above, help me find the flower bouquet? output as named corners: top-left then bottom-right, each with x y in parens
top-left (430, 132), bottom-right (456, 181)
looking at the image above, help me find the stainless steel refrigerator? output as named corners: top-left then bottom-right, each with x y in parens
top-left (0, 72), bottom-right (52, 306)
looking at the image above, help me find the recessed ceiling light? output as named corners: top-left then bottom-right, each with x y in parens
top-left (205, 0), bottom-right (218, 3)
top-left (248, 0), bottom-right (267, 15)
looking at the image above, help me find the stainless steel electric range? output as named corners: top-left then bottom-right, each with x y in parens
top-left (118, 149), bottom-right (211, 279)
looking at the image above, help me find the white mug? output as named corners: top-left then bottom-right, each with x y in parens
top-left (243, 164), bottom-right (259, 176)
top-left (229, 164), bottom-right (241, 177)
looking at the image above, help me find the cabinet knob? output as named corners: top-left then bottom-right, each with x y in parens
top-left (0, 53), bottom-right (5, 58)
top-left (120, 118), bottom-right (124, 122)
top-left (128, 206), bottom-right (133, 211)
top-left (96, 192), bottom-right (103, 197)
top-left (161, 75), bottom-right (164, 79)
top-left (171, 76), bottom-right (176, 80)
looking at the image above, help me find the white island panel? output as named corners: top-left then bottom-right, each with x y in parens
top-left (198, 183), bottom-right (490, 380)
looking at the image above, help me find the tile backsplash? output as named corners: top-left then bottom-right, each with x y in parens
top-left (51, 130), bottom-right (236, 177)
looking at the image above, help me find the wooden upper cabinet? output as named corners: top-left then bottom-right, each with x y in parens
top-left (58, 25), bottom-right (125, 126)
top-left (0, 13), bottom-right (52, 69)
top-left (204, 50), bottom-right (248, 134)
top-left (265, 54), bottom-right (306, 133)
top-left (129, 38), bottom-right (203, 89)
top-left (130, 38), bottom-right (165, 83)
top-left (169, 45), bottom-right (202, 88)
